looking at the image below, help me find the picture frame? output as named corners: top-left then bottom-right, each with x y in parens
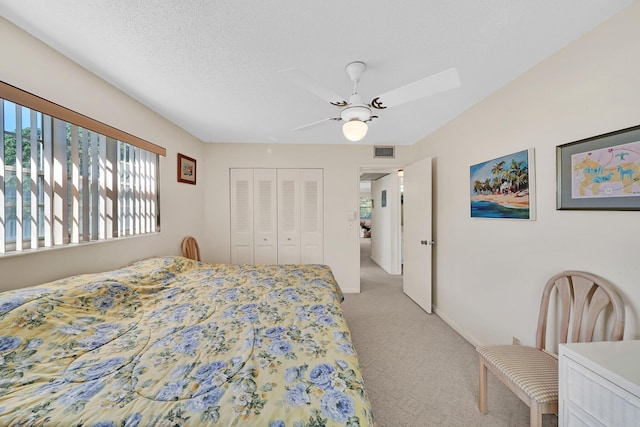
top-left (557, 124), bottom-right (640, 210)
top-left (177, 153), bottom-right (197, 185)
top-left (381, 190), bottom-right (387, 207)
top-left (470, 148), bottom-right (536, 220)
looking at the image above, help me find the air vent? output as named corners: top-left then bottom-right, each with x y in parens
top-left (373, 146), bottom-right (395, 159)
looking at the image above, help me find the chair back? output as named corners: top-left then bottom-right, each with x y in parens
top-left (535, 271), bottom-right (625, 352)
top-left (182, 236), bottom-right (201, 261)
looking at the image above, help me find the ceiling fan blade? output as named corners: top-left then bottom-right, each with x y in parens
top-left (370, 67), bottom-right (461, 110)
top-left (291, 117), bottom-right (341, 132)
top-left (279, 67), bottom-right (348, 106)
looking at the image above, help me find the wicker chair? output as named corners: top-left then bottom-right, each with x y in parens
top-left (181, 236), bottom-right (201, 261)
top-left (477, 271), bottom-right (625, 427)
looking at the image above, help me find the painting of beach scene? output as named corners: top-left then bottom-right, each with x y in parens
top-left (470, 149), bottom-right (535, 219)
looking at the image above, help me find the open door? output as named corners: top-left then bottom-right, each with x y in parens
top-left (402, 157), bottom-right (433, 313)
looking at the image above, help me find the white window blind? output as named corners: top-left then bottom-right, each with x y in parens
top-left (1, 82), bottom-right (163, 254)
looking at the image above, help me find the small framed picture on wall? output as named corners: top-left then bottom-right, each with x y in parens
top-left (177, 153), bottom-right (197, 185)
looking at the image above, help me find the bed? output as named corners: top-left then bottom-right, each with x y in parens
top-left (0, 256), bottom-right (374, 426)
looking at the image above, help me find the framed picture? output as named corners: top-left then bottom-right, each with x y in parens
top-left (557, 125), bottom-right (640, 210)
top-left (381, 190), bottom-right (387, 207)
top-left (177, 153), bottom-right (197, 185)
top-left (470, 148), bottom-right (536, 220)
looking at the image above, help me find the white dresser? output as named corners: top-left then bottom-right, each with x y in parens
top-left (559, 341), bottom-right (640, 426)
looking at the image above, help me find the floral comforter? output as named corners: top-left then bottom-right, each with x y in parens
top-left (0, 256), bottom-right (373, 426)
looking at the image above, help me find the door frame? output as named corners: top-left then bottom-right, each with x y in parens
top-left (357, 165), bottom-right (405, 290)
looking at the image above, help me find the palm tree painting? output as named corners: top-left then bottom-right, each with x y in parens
top-left (470, 149), bottom-right (535, 219)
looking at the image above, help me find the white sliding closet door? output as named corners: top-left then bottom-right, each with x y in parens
top-left (277, 169), bottom-right (301, 264)
top-left (300, 169), bottom-right (323, 264)
top-left (230, 169), bottom-right (254, 264)
top-left (253, 169), bottom-right (277, 264)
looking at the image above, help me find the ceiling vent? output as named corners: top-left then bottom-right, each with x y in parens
top-left (373, 146), bottom-right (395, 159)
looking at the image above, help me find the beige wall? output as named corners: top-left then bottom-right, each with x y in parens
top-left (202, 143), bottom-right (412, 293)
top-left (412, 3), bottom-right (640, 344)
top-left (370, 173), bottom-right (401, 275)
top-left (0, 18), bottom-right (206, 291)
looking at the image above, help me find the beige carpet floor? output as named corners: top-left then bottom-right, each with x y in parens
top-left (340, 238), bottom-right (558, 427)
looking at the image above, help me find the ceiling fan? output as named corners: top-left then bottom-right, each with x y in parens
top-left (279, 61), bottom-right (461, 141)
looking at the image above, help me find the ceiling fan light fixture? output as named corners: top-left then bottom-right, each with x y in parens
top-left (283, 61), bottom-right (461, 142)
top-left (343, 119), bottom-right (368, 142)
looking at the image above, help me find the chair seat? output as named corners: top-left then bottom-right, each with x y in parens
top-left (477, 345), bottom-right (558, 404)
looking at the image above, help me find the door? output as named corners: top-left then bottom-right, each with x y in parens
top-left (402, 157), bottom-right (433, 313)
top-left (300, 169), bottom-right (323, 263)
top-left (230, 169), bottom-right (254, 264)
top-left (253, 169), bottom-right (277, 264)
top-left (277, 169), bottom-right (301, 263)
top-left (231, 168), bottom-right (324, 265)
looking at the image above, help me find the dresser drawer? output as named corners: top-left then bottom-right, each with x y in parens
top-left (565, 359), bottom-right (640, 426)
top-left (560, 342), bottom-right (640, 427)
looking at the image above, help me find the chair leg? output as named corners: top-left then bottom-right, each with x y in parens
top-left (529, 401), bottom-right (542, 427)
top-left (478, 356), bottom-right (488, 414)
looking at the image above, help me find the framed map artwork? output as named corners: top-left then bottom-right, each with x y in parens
top-left (557, 125), bottom-right (640, 210)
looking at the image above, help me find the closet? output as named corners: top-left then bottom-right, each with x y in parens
top-left (230, 168), bottom-right (323, 264)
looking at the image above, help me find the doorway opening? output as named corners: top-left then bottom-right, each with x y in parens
top-left (358, 168), bottom-right (404, 279)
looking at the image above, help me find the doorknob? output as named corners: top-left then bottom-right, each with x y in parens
top-left (420, 240), bottom-right (435, 245)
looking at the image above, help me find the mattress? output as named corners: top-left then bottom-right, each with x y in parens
top-left (0, 256), bottom-right (374, 426)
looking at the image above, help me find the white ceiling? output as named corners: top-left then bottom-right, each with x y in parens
top-left (0, 1), bottom-right (634, 146)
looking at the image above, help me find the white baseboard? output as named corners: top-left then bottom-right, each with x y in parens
top-left (433, 306), bottom-right (481, 348)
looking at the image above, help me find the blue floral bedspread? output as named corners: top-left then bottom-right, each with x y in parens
top-left (0, 256), bottom-right (374, 426)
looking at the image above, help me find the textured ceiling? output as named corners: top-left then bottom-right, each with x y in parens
top-left (0, 1), bottom-right (634, 146)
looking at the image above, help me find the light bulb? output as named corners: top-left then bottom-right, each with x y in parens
top-left (342, 119), bottom-right (368, 142)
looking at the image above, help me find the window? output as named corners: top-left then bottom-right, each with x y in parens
top-left (1, 81), bottom-right (165, 254)
top-left (360, 196), bottom-right (372, 220)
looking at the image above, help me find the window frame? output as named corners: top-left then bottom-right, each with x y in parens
top-left (1, 81), bottom-right (166, 255)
